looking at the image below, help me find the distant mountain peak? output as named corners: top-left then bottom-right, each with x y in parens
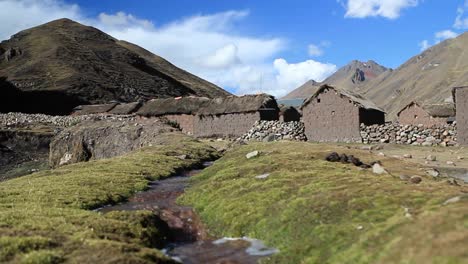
top-left (282, 59), bottom-right (388, 99)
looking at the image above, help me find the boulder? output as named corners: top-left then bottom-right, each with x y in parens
top-left (246, 151), bottom-right (260, 159)
top-left (49, 118), bottom-right (175, 167)
top-left (372, 163), bottom-right (387, 175)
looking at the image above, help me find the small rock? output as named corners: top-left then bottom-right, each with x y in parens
top-left (263, 134), bottom-right (276, 142)
top-left (325, 152), bottom-right (340, 162)
top-left (457, 156), bottom-right (464, 160)
top-left (356, 225), bottom-right (364, 230)
top-left (443, 196), bottom-right (461, 205)
top-left (446, 161), bottom-right (455, 166)
top-left (255, 173), bottom-right (270, 179)
top-left (403, 207), bottom-right (412, 218)
top-left (403, 154), bottom-right (412, 159)
top-left (447, 178), bottom-right (460, 186)
top-left (246, 151), bottom-right (259, 159)
top-left (425, 169), bottom-right (440, 177)
top-left (176, 154), bottom-right (187, 160)
top-left (410, 176), bottom-right (422, 184)
top-left (372, 163), bottom-right (387, 175)
top-left (399, 175), bottom-right (410, 181)
top-left (378, 152), bottom-right (386, 157)
top-left (425, 155), bottom-right (437, 161)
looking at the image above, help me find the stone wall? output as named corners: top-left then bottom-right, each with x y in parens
top-left (238, 120), bottom-right (306, 141)
top-left (455, 88), bottom-right (468, 146)
top-left (194, 112), bottom-right (262, 138)
top-left (361, 123), bottom-right (457, 146)
top-left (0, 112), bottom-right (135, 128)
top-left (302, 89), bottom-right (361, 142)
top-left (398, 104), bottom-right (447, 127)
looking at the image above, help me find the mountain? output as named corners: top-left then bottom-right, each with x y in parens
top-left (282, 60), bottom-right (389, 99)
top-left (358, 32), bottom-right (468, 119)
top-left (0, 18), bottom-right (229, 114)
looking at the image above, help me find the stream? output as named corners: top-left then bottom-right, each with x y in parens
top-left (97, 161), bottom-right (278, 264)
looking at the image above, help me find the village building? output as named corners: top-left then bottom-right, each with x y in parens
top-left (279, 105), bottom-right (301, 122)
top-left (301, 85), bottom-right (385, 142)
top-left (397, 101), bottom-right (455, 127)
top-left (453, 86), bottom-right (468, 145)
top-left (137, 94), bottom-right (279, 138)
top-left (72, 102), bottom-right (143, 115)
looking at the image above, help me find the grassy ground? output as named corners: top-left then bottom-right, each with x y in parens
top-left (180, 141), bottom-right (468, 264)
top-left (0, 133), bottom-right (218, 263)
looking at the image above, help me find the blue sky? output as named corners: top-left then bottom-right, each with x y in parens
top-left (0, 0), bottom-right (467, 96)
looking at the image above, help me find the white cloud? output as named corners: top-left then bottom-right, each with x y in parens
top-left (197, 44), bottom-right (241, 69)
top-left (418, 29), bottom-right (459, 51)
top-left (98, 12), bottom-right (153, 29)
top-left (0, 0), bottom-right (338, 97)
top-left (343, 0), bottom-right (419, 19)
top-left (273, 59), bottom-right (337, 95)
top-left (454, 1), bottom-right (468, 29)
top-left (435, 30), bottom-right (458, 42)
top-left (418, 40), bottom-right (430, 51)
top-left (0, 0), bottom-right (82, 40)
top-left (308, 44), bottom-right (324, 57)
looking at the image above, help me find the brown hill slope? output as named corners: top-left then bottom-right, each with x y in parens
top-left (359, 32), bottom-right (468, 119)
top-left (283, 60), bottom-right (389, 99)
top-left (0, 19), bottom-right (229, 114)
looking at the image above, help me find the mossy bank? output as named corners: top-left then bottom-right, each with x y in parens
top-left (0, 133), bottom-right (218, 263)
top-left (180, 141), bottom-right (468, 264)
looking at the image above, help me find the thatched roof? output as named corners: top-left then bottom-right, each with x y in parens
top-left (137, 94), bottom-right (278, 117)
top-left (136, 97), bottom-right (211, 116)
top-left (397, 101), bottom-right (455, 118)
top-left (279, 104), bottom-right (300, 115)
top-left (72, 103), bottom-right (117, 115)
top-left (301, 85), bottom-right (384, 112)
top-left (108, 102), bottom-right (142, 115)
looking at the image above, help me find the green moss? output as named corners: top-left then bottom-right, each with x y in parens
top-left (0, 133), bottom-right (218, 263)
top-left (180, 142), bottom-right (468, 264)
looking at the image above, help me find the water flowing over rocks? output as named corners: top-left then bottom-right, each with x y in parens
top-left (238, 121), bottom-right (306, 142)
top-left (360, 123), bottom-right (457, 146)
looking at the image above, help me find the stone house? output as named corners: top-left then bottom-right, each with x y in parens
top-left (397, 101), bottom-right (455, 127)
top-left (301, 85), bottom-right (385, 142)
top-left (137, 94), bottom-right (279, 138)
top-left (453, 86), bottom-right (468, 145)
top-left (279, 105), bottom-right (301, 122)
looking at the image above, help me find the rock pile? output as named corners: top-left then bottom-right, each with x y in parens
top-left (0, 112), bottom-right (135, 128)
top-left (238, 121), bottom-right (306, 142)
top-left (360, 123), bottom-right (457, 146)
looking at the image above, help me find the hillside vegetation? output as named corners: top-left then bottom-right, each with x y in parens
top-left (180, 142), bottom-right (468, 264)
top-left (0, 134), bottom-right (218, 263)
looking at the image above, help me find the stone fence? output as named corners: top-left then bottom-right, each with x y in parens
top-left (237, 120), bottom-right (306, 142)
top-left (360, 123), bottom-right (457, 147)
top-left (238, 120), bottom-right (457, 147)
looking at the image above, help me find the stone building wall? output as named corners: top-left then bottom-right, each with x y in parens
top-left (194, 112), bottom-right (262, 138)
top-left (455, 88), bottom-right (468, 145)
top-left (302, 89), bottom-right (361, 142)
top-left (398, 104), bottom-right (447, 127)
top-left (164, 114), bottom-right (195, 135)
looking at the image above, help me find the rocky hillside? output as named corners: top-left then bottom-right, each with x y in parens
top-left (283, 60), bottom-right (389, 99)
top-left (0, 18), bottom-right (229, 114)
top-left (359, 32), bottom-right (468, 119)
